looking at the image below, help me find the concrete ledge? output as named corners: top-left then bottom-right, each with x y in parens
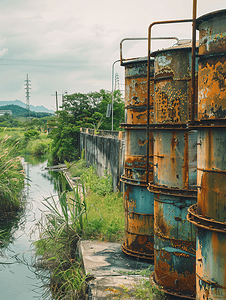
top-left (80, 240), bottom-right (153, 299)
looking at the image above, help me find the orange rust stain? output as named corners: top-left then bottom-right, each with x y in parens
top-left (125, 77), bottom-right (148, 107)
top-left (154, 200), bottom-right (172, 238)
top-left (155, 256), bottom-right (196, 294)
top-left (196, 234), bottom-right (204, 281)
top-left (127, 211), bottom-right (154, 235)
top-left (137, 235), bottom-right (148, 245)
top-left (197, 170), bottom-right (226, 221)
top-left (198, 59), bottom-right (226, 120)
top-left (124, 232), bottom-right (154, 255)
top-left (212, 231), bottom-right (218, 263)
top-left (125, 77), bottom-right (154, 125)
top-left (124, 155), bottom-right (153, 181)
top-left (154, 79), bottom-right (191, 123)
top-left (138, 139), bottom-right (147, 146)
top-left (170, 131), bottom-right (178, 183)
top-left (182, 131), bottom-right (189, 189)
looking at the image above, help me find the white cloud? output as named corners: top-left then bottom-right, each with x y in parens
top-left (0, 48), bottom-right (8, 57)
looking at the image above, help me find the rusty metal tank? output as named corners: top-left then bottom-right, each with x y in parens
top-left (197, 9), bottom-right (226, 121)
top-left (148, 42), bottom-right (198, 298)
top-left (187, 9), bottom-right (226, 300)
top-left (124, 57), bottom-right (154, 125)
top-left (120, 57), bottom-right (155, 259)
top-left (153, 40), bottom-right (198, 124)
top-left (188, 126), bottom-right (226, 299)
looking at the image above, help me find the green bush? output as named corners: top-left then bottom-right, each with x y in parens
top-left (81, 166), bottom-right (113, 196)
top-left (30, 140), bottom-right (51, 156)
top-left (24, 129), bottom-right (40, 140)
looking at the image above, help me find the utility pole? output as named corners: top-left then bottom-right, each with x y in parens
top-left (55, 91), bottom-right (58, 115)
top-left (111, 60), bottom-right (120, 131)
top-left (51, 91), bottom-right (62, 116)
top-left (24, 74), bottom-right (31, 120)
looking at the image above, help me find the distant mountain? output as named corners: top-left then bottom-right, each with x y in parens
top-left (0, 104), bottom-right (54, 118)
top-left (0, 100), bottom-right (54, 113)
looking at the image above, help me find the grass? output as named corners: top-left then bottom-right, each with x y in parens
top-left (34, 158), bottom-right (124, 299)
top-left (66, 163), bottom-right (125, 242)
top-left (64, 159), bottom-right (87, 178)
top-left (0, 135), bottom-right (25, 212)
top-left (106, 279), bottom-right (164, 299)
top-left (34, 190), bottom-right (88, 299)
top-left (0, 127), bottom-right (51, 160)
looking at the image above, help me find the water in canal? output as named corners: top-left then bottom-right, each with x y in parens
top-left (0, 159), bottom-right (60, 300)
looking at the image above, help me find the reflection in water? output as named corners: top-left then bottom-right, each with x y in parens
top-left (0, 160), bottom-right (60, 299)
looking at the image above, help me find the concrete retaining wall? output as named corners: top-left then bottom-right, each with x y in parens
top-left (80, 128), bottom-right (125, 191)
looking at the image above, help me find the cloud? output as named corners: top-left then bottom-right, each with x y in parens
top-left (0, 48), bottom-right (8, 57)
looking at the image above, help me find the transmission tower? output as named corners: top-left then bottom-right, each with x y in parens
top-left (24, 74), bottom-right (31, 118)
top-left (115, 73), bottom-right (120, 90)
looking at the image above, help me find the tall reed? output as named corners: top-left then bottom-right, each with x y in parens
top-left (35, 183), bottom-right (88, 299)
top-left (0, 135), bottom-right (25, 212)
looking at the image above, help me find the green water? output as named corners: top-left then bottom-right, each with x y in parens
top-left (0, 159), bottom-right (60, 299)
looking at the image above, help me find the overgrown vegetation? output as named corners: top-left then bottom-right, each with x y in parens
top-left (0, 135), bottom-right (25, 212)
top-left (35, 190), bottom-right (87, 299)
top-left (106, 279), bottom-right (164, 299)
top-left (0, 104), bottom-right (53, 118)
top-left (34, 158), bottom-right (124, 299)
top-left (49, 89), bottom-right (124, 164)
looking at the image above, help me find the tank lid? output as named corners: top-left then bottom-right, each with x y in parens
top-left (151, 39), bottom-right (199, 57)
top-left (196, 9), bottom-right (226, 28)
top-left (121, 56), bottom-right (152, 66)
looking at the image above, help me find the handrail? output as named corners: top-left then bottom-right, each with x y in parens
top-left (120, 37), bottom-right (179, 65)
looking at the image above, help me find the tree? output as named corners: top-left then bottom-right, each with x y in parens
top-left (49, 89), bottom-right (124, 164)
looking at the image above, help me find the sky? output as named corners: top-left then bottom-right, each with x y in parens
top-left (0, 0), bottom-right (225, 110)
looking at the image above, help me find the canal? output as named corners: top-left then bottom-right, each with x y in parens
top-left (0, 159), bottom-right (59, 299)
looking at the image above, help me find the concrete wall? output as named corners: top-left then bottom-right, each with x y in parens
top-left (80, 128), bottom-right (125, 191)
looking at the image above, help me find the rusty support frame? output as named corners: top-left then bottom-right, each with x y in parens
top-left (191, 0), bottom-right (197, 125)
top-left (146, 5), bottom-right (197, 183)
top-left (120, 37), bottom-right (179, 65)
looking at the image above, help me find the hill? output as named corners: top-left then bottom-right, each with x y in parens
top-left (0, 104), bottom-right (54, 118)
top-left (0, 100), bottom-right (54, 113)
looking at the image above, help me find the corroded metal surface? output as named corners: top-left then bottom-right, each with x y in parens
top-left (124, 129), bottom-right (153, 182)
top-left (197, 128), bottom-right (226, 221)
top-left (121, 56), bottom-right (155, 259)
top-left (124, 58), bottom-right (154, 125)
top-left (151, 191), bottom-right (196, 297)
top-left (196, 228), bottom-right (226, 299)
top-left (198, 55), bottom-right (226, 121)
top-left (150, 43), bottom-right (198, 298)
top-left (153, 130), bottom-right (197, 189)
top-left (152, 45), bottom-right (198, 124)
top-left (197, 9), bottom-right (226, 121)
top-left (122, 184), bottom-right (154, 259)
top-left (197, 9), bottom-right (226, 56)
top-left (187, 204), bottom-right (226, 299)
top-left (186, 9), bottom-right (226, 300)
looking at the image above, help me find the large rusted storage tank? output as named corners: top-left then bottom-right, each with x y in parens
top-left (187, 9), bottom-right (226, 300)
top-left (120, 57), bottom-right (155, 259)
top-left (149, 41), bottom-right (198, 298)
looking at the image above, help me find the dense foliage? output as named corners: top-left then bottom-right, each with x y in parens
top-left (0, 104), bottom-right (53, 118)
top-left (0, 113), bottom-right (23, 128)
top-left (49, 89), bottom-right (124, 164)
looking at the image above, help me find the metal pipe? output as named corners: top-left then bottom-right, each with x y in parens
top-left (111, 59), bottom-right (120, 131)
top-left (191, 0), bottom-right (197, 124)
top-left (120, 37), bottom-right (179, 65)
